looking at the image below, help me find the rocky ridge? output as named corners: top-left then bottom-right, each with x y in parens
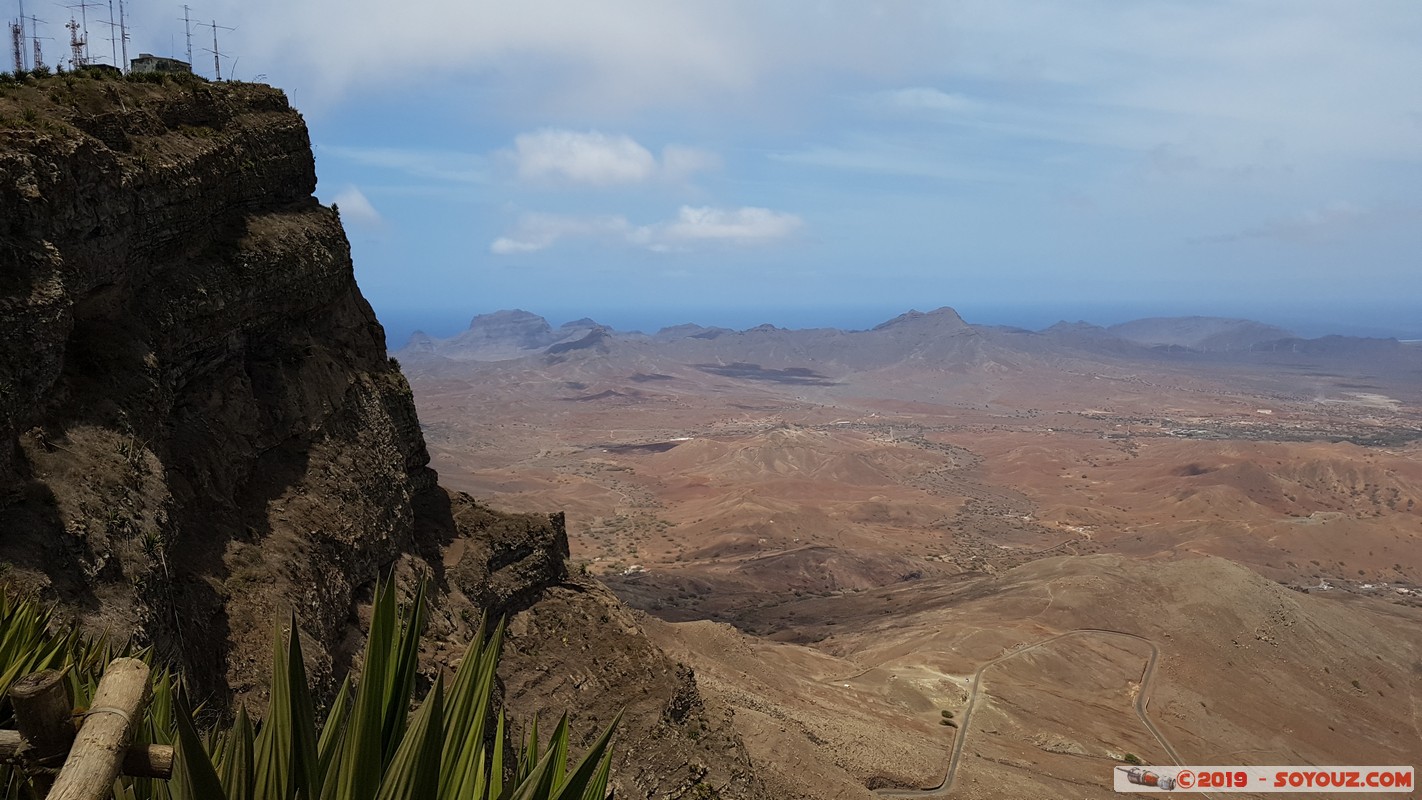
top-left (0, 73), bottom-right (764, 799)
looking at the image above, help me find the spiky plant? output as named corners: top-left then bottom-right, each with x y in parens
top-left (0, 587), bottom-right (179, 800)
top-left (1, 581), bottom-right (617, 800)
top-left (0, 587), bottom-right (127, 708)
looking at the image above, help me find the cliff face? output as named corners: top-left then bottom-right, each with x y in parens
top-left (0, 74), bottom-right (764, 799)
top-left (1, 77), bottom-right (441, 694)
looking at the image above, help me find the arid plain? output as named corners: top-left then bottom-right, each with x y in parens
top-left (398, 309), bottom-right (1422, 799)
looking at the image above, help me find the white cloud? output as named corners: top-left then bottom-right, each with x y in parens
top-left (141, 2), bottom-right (1422, 170)
top-left (191, 1), bottom-right (758, 113)
top-left (331, 186), bottom-right (383, 228)
top-left (660, 145), bottom-right (722, 182)
top-left (661, 206), bottom-right (802, 242)
top-left (512, 130), bottom-right (657, 185)
top-left (509, 130), bottom-right (719, 186)
top-left (490, 205), bottom-right (801, 254)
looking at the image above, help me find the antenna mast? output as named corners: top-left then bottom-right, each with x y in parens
top-left (65, 17), bottom-right (86, 68)
top-left (27, 16), bottom-right (50, 71)
top-left (116, 0), bottom-right (126, 69)
top-left (9, 21), bottom-right (21, 74)
top-left (102, 0), bottom-right (116, 66)
top-left (180, 5), bottom-right (192, 66)
top-left (65, 0), bottom-right (100, 64)
top-left (16, 0), bottom-right (25, 69)
top-left (201, 18), bottom-right (234, 80)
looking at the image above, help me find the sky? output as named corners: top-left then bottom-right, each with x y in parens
top-left (17, 1), bottom-right (1422, 343)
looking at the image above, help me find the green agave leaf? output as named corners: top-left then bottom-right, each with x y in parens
top-left (172, 693), bottom-right (228, 800)
top-left (317, 676), bottom-right (351, 785)
top-left (148, 670), bottom-right (175, 746)
top-left (437, 615), bottom-right (485, 792)
top-left (374, 677), bottom-right (444, 800)
top-left (490, 711), bottom-right (506, 800)
top-left (545, 715), bottom-right (570, 795)
top-left (439, 617), bottom-right (504, 800)
top-left (505, 744), bottom-right (561, 800)
top-left (519, 715), bottom-right (540, 783)
top-left (284, 616), bottom-right (323, 800)
top-left (580, 747), bottom-right (614, 800)
top-left (380, 580), bottom-right (427, 765)
top-left (551, 711), bottom-right (621, 800)
top-left (324, 580), bottom-right (396, 800)
top-left (254, 622), bottom-right (296, 800)
top-left (218, 706), bottom-right (255, 800)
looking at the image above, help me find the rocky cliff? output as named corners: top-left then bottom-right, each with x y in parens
top-left (0, 73), bottom-right (764, 799)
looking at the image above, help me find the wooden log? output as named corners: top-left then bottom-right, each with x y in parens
top-left (117, 737), bottom-right (174, 780)
top-left (0, 731), bottom-right (174, 779)
top-left (9, 669), bottom-right (74, 766)
top-left (9, 668), bottom-right (74, 794)
top-left (47, 658), bottom-right (152, 800)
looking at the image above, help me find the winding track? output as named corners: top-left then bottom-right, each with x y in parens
top-left (876, 628), bottom-right (1190, 797)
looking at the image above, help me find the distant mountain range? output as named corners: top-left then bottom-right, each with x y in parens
top-left (395, 308), bottom-right (1411, 368)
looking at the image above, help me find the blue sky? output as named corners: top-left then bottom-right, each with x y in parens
top-left (21, 1), bottom-right (1422, 342)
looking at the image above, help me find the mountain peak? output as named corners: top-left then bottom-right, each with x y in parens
top-left (872, 306), bottom-right (967, 332)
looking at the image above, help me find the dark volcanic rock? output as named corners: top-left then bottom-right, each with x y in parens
top-left (0, 76), bottom-right (770, 798)
top-left (0, 77), bottom-right (438, 697)
top-left (544, 326), bottom-right (612, 358)
top-left (434, 309), bottom-right (556, 360)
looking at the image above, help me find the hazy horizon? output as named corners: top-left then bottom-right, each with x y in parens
top-left (376, 301), bottom-right (1422, 352)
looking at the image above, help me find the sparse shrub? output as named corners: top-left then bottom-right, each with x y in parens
top-left (127, 70), bottom-right (168, 84)
top-left (940, 709), bottom-right (954, 719)
top-left (1123, 753), bottom-right (1143, 765)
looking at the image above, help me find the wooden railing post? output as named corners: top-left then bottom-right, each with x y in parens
top-left (47, 657), bottom-right (151, 800)
top-left (0, 729), bottom-right (176, 780)
top-left (9, 668), bottom-right (75, 796)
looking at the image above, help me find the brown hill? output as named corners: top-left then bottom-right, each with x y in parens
top-left (649, 554), bottom-right (1422, 799)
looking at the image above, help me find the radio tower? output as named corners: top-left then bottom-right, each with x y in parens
top-left (65, 0), bottom-right (100, 64)
top-left (180, 5), bottom-right (193, 66)
top-left (16, 0), bottom-right (26, 70)
top-left (101, 0), bottom-right (117, 66)
top-left (66, 17), bottom-right (87, 68)
top-left (9, 21), bottom-right (22, 74)
top-left (116, 0), bottom-right (126, 70)
top-left (28, 16), bottom-right (50, 71)
top-left (201, 19), bottom-right (234, 80)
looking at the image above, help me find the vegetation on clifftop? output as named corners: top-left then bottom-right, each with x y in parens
top-left (0, 582), bottom-right (616, 800)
